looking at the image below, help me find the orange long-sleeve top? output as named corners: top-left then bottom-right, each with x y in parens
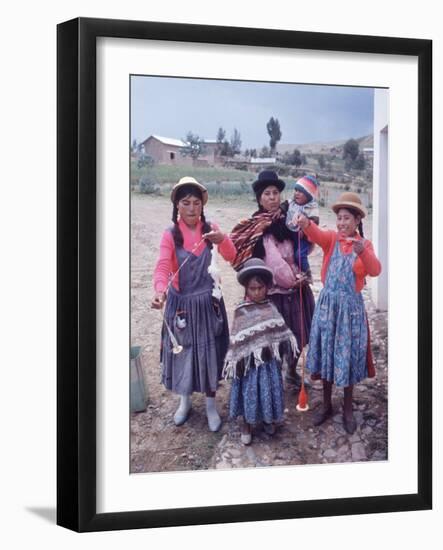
top-left (304, 221), bottom-right (381, 292)
top-left (153, 218), bottom-right (236, 293)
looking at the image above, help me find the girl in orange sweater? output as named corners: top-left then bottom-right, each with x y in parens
top-left (296, 192), bottom-right (381, 434)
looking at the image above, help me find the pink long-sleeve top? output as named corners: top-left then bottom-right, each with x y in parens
top-left (303, 221), bottom-right (381, 292)
top-left (153, 218), bottom-right (236, 293)
top-left (262, 234), bottom-right (301, 293)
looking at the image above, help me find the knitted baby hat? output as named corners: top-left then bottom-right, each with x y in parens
top-left (293, 175), bottom-right (319, 201)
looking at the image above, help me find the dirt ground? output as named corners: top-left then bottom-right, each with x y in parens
top-left (130, 193), bottom-right (388, 473)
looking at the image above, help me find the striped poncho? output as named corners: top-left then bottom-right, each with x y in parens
top-left (222, 299), bottom-right (299, 379)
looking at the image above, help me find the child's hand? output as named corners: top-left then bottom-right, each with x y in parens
top-left (290, 214), bottom-right (299, 228)
top-left (296, 213), bottom-right (310, 230)
top-left (350, 238), bottom-right (365, 255)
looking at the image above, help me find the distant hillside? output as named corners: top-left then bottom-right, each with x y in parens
top-left (277, 135), bottom-right (373, 155)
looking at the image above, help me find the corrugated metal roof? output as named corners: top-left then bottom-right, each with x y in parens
top-left (250, 157), bottom-right (276, 164)
top-left (150, 135), bottom-right (188, 147)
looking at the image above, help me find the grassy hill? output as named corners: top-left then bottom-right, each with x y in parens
top-left (276, 134), bottom-right (373, 155)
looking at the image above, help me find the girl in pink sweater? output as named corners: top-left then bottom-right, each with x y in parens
top-left (151, 177), bottom-right (236, 432)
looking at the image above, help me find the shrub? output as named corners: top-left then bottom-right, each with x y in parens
top-left (276, 164), bottom-right (291, 176)
top-left (139, 174), bottom-right (161, 195)
top-left (137, 154), bottom-right (155, 169)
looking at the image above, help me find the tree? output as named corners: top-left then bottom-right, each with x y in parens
top-left (181, 131), bottom-right (207, 160)
top-left (266, 117), bottom-right (282, 155)
top-left (343, 138), bottom-right (360, 162)
top-left (259, 146), bottom-right (271, 158)
top-left (216, 127), bottom-right (226, 143)
top-left (220, 139), bottom-right (232, 156)
top-left (282, 149), bottom-right (302, 167)
top-left (292, 149), bottom-right (302, 167)
top-left (318, 154), bottom-right (326, 169)
top-left (353, 152), bottom-right (366, 171)
top-left (216, 127), bottom-right (226, 155)
top-left (230, 128), bottom-right (242, 155)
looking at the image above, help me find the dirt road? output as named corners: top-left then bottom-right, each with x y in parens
top-left (130, 193), bottom-right (387, 472)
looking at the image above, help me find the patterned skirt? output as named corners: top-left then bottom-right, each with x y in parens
top-left (306, 288), bottom-right (368, 387)
top-left (229, 358), bottom-right (285, 424)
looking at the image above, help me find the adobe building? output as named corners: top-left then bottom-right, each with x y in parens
top-left (141, 135), bottom-right (191, 166)
top-left (141, 135), bottom-right (220, 166)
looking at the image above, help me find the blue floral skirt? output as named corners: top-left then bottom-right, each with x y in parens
top-left (229, 358), bottom-right (285, 424)
top-left (306, 288), bottom-right (368, 387)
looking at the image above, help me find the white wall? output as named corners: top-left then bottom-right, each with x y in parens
top-left (371, 88), bottom-right (389, 310)
top-left (1, 1), bottom-right (441, 549)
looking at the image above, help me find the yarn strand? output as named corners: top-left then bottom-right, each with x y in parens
top-left (296, 230), bottom-right (309, 412)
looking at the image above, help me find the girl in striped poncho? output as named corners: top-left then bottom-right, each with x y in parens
top-left (223, 258), bottom-right (298, 445)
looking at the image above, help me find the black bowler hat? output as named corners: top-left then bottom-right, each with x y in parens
top-left (252, 170), bottom-right (286, 197)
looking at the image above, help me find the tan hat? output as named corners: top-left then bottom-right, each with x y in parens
top-left (170, 177), bottom-right (208, 205)
top-left (331, 192), bottom-right (367, 219)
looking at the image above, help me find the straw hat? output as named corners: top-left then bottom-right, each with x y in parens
top-left (331, 191), bottom-right (367, 218)
top-left (170, 177), bottom-right (208, 205)
top-left (237, 258), bottom-right (274, 287)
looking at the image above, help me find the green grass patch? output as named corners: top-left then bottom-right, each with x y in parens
top-left (131, 161), bottom-right (256, 186)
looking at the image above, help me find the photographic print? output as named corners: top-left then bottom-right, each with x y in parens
top-left (57, 17), bottom-right (431, 531)
top-left (130, 75), bottom-right (389, 474)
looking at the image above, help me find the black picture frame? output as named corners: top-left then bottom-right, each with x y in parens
top-left (57, 17), bottom-right (432, 532)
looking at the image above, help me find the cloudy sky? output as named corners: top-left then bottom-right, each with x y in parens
top-left (131, 75), bottom-right (375, 149)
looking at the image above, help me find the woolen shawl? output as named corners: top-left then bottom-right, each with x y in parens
top-left (223, 299), bottom-right (299, 379)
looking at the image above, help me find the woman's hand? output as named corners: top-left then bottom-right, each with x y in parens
top-left (203, 230), bottom-right (225, 245)
top-left (151, 292), bottom-right (166, 309)
top-left (271, 207), bottom-right (284, 221)
top-left (295, 213), bottom-right (310, 230)
top-left (292, 272), bottom-right (309, 288)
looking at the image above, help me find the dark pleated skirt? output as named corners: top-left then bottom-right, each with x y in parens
top-left (269, 286), bottom-right (315, 354)
top-left (161, 289), bottom-right (229, 395)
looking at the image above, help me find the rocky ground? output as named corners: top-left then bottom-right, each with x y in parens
top-left (130, 193), bottom-right (388, 473)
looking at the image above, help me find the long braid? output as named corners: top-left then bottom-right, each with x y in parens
top-left (201, 209), bottom-right (213, 250)
top-left (344, 206), bottom-right (365, 238)
top-left (171, 204), bottom-right (184, 248)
